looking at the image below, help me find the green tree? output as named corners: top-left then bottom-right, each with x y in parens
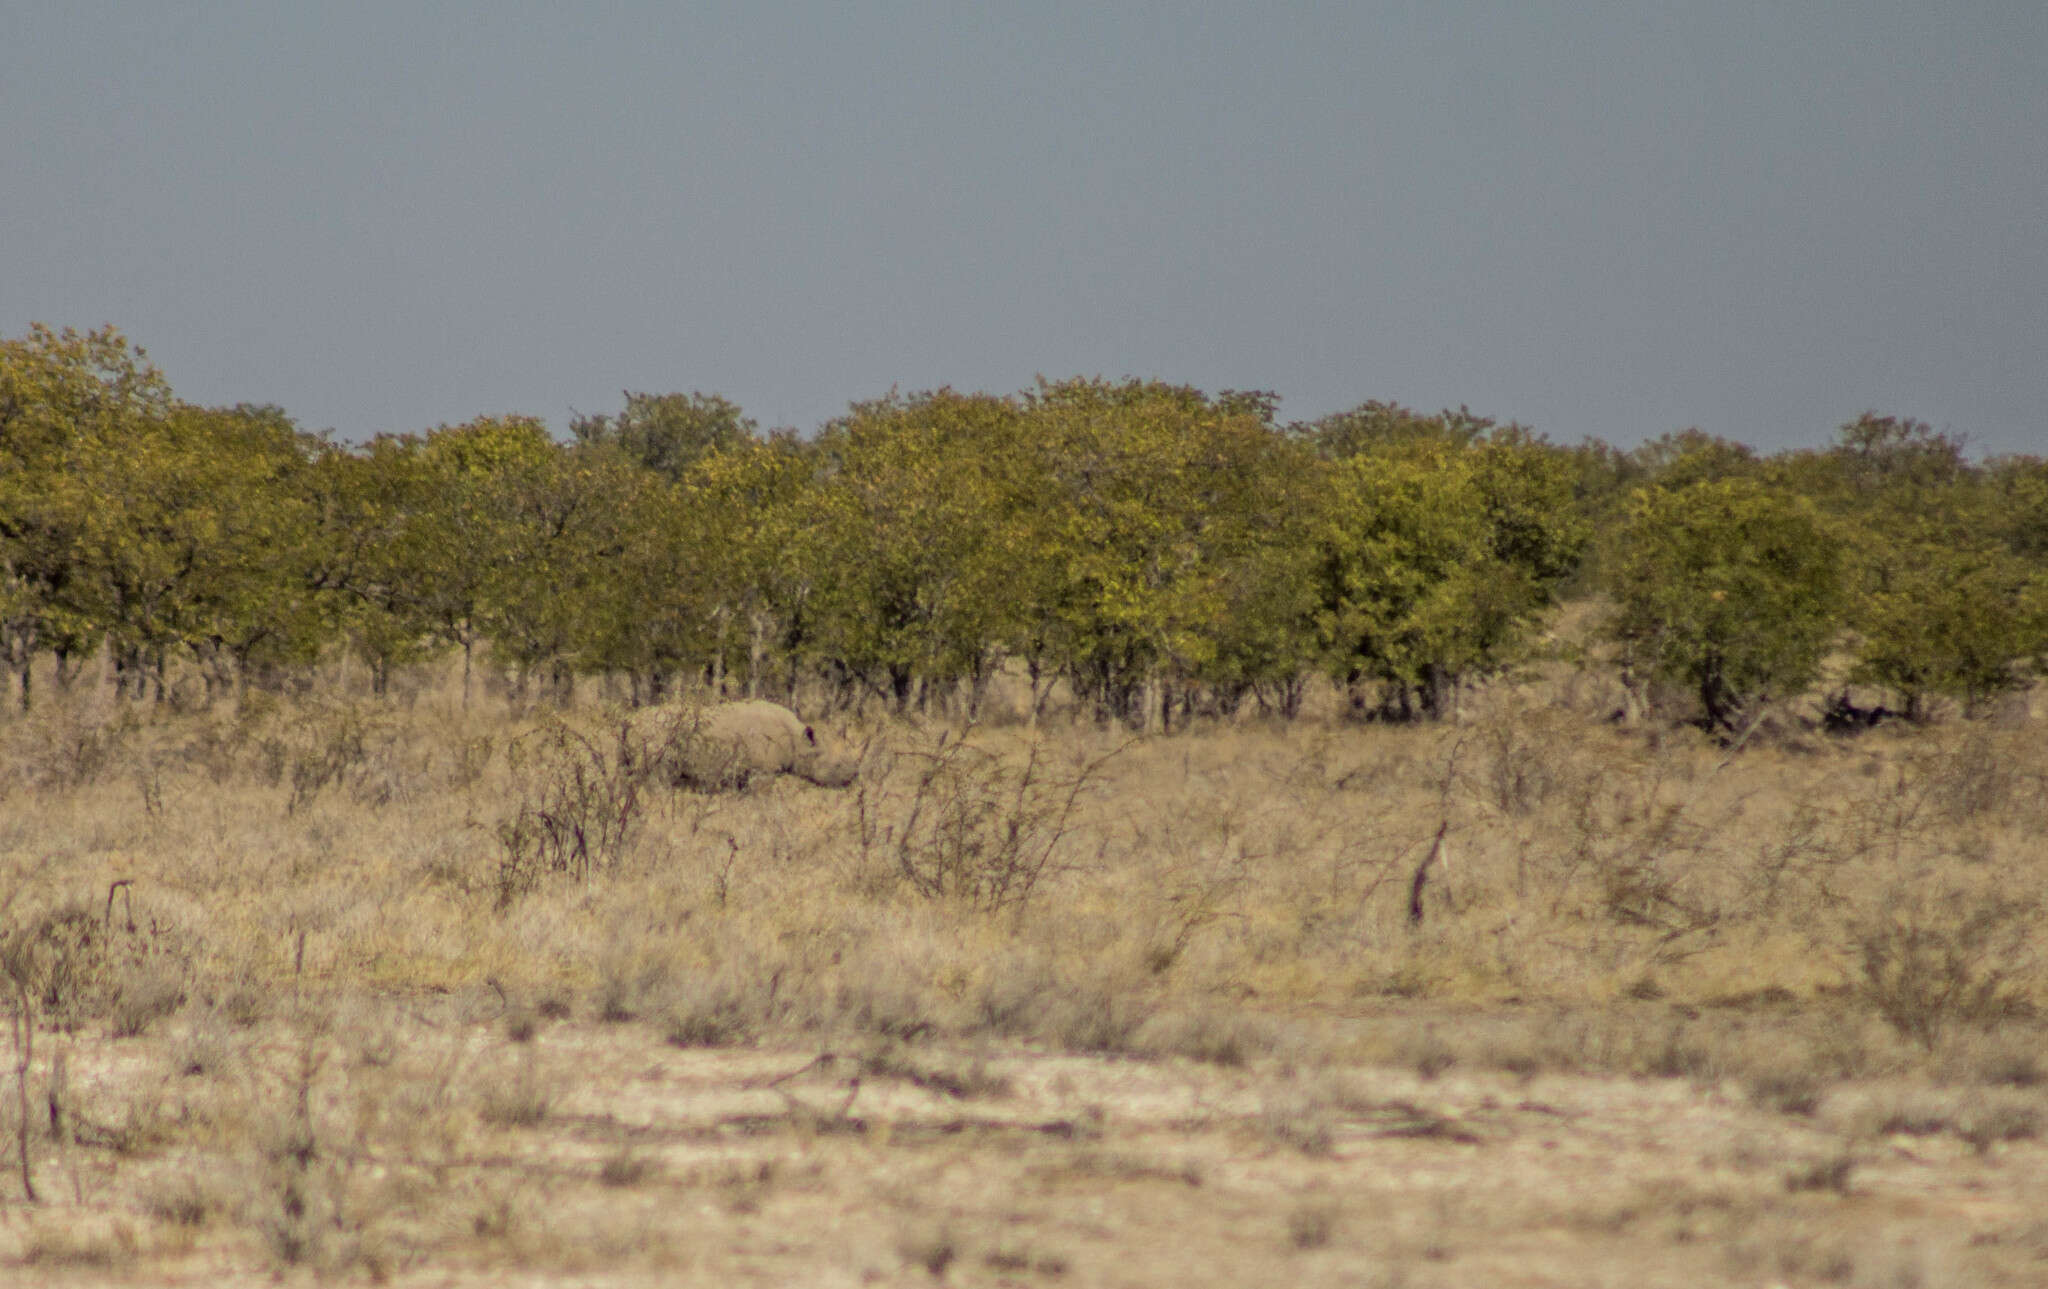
top-left (148, 404), bottom-right (333, 700)
top-left (1826, 412), bottom-right (1968, 496)
top-left (484, 439), bottom-right (651, 703)
top-left (1777, 416), bottom-right (2046, 719)
top-left (1984, 454), bottom-right (2048, 562)
top-left (0, 325), bottom-right (173, 707)
top-left (353, 416), bottom-right (561, 705)
top-left (1311, 443), bottom-right (1495, 718)
top-left (57, 401), bottom-right (330, 700)
top-left (567, 462), bottom-right (709, 700)
top-left (1630, 428), bottom-right (1761, 491)
top-left (805, 390), bottom-right (1032, 712)
top-left (676, 432), bottom-right (826, 700)
top-left (1603, 478), bottom-right (1846, 732)
top-left (1017, 378), bottom-right (1299, 726)
top-left (1186, 462), bottom-right (1324, 718)
top-left (570, 391), bottom-right (756, 483)
top-left (1296, 400), bottom-right (1494, 457)
top-left (1849, 539), bottom-right (2046, 718)
top-left (1306, 417), bottom-right (1586, 719)
top-left (318, 435), bottom-right (449, 694)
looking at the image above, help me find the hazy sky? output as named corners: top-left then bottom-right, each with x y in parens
top-left (5, 3), bottom-right (2044, 453)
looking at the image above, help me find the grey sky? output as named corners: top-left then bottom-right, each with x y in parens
top-left (4, 2), bottom-right (2044, 454)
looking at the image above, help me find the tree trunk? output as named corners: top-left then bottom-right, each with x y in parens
top-left (1615, 665), bottom-right (1646, 725)
top-left (1419, 664), bottom-right (1454, 722)
top-left (1025, 657), bottom-right (1050, 728)
top-left (967, 655), bottom-right (992, 723)
top-left (1699, 666), bottom-right (1738, 732)
top-left (746, 614), bottom-right (767, 700)
top-left (113, 646), bottom-right (137, 701)
top-left (1278, 674), bottom-right (1305, 721)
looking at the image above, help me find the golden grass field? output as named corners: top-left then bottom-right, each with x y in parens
top-left (0, 651), bottom-right (2044, 1286)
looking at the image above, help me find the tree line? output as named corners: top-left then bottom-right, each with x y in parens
top-left (4, 324), bottom-right (2045, 729)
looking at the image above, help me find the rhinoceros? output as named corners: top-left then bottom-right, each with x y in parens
top-left (628, 699), bottom-right (859, 790)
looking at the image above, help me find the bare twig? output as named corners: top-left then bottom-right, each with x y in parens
top-left (13, 984), bottom-right (36, 1202)
top-left (1408, 822), bottom-right (1451, 927)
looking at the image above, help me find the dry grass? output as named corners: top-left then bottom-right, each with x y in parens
top-left (0, 656), bottom-right (2044, 1284)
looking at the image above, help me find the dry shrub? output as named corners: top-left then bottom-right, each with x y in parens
top-left (1032, 976), bottom-right (1150, 1053)
top-left (1135, 1007), bottom-right (1280, 1067)
top-left (1744, 1063), bottom-right (1827, 1117)
top-left (1850, 880), bottom-right (2039, 1048)
top-left (477, 1065), bottom-right (552, 1128)
top-left (496, 719), bottom-right (658, 903)
top-left (218, 978), bottom-right (273, 1029)
top-left (1394, 1027), bottom-right (1460, 1080)
top-left (1476, 737), bottom-right (1754, 981)
top-left (255, 1114), bottom-right (330, 1269)
top-left (896, 1223), bottom-right (959, 1278)
top-left (1959, 1094), bottom-right (2043, 1152)
top-left (1, 887), bottom-right (192, 1033)
top-left (1780, 1152), bottom-right (1856, 1195)
top-left (1914, 727), bottom-right (2037, 825)
top-left (173, 705), bottom-right (264, 782)
top-left (592, 939), bottom-right (682, 1024)
top-left (141, 1172), bottom-right (224, 1228)
top-left (1725, 1216), bottom-right (1864, 1284)
top-left (1, 901), bottom-right (119, 1027)
top-left (448, 732), bottom-right (496, 790)
top-left (233, 1026), bottom-right (426, 1280)
top-left (20, 1221), bottom-right (139, 1270)
top-left (856, 1043), bottom-right (1010, 1099)
top-left (1935, 1027), bottom-right (2045, 1087)
top-left (1286, 1202), bottom-right (1339, 1250)
top-left (29, 698), bottom-right (138, 791)
top-left (1865, 1091), bottom-right (1960, 1138)
top-left (982, 1243), bottom-right (1070, 1277)
top-left (824, 962), bottom-right (940, 1042)
top-left (260, 701), bottom-right (383, 814)
top-left (857, 730), bottom-right (1114, 911)
top-left (599, 1149), bottom-right (657, 1188)
top-left (660, 970), bottom-right (765, 1049)
top-left (1470, 700), bottom-right (1578, 816)
top-left (968, 951), bottom-right (1152, 1053)
top-left (111, 959), bottom-right (189, 1038)
top-left (1259, 1087), bottom-right (1336, 1157)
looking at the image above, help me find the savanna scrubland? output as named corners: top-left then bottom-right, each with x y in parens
top-left (3, 324), bottom-right (2047, 1285)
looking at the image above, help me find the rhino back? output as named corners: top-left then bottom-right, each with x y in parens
top-left (700, 699), bottom-right (811, 770)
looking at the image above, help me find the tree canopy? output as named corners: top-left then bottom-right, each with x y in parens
top-left (4, 323), bottom-right (2042, 729)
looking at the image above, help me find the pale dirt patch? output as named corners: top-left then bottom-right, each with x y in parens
top-left (2, 1009), bottom-right (2043, 1287)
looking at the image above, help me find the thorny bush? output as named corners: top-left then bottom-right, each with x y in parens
top-left (497, 719), bottom-right (656, 905)
top-left (1850, 880), bottom-right (2040, 1048)
top-left (856, 731), bottom-right (1117, 912)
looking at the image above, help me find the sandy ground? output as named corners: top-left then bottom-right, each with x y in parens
top-left (4, 1005), bottom-right (2044, 1288)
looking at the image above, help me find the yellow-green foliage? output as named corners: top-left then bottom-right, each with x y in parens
top-left (1602, 479), bottom-right (1848, 730)
top-left (8, 323), bottom-right (2046, 729)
